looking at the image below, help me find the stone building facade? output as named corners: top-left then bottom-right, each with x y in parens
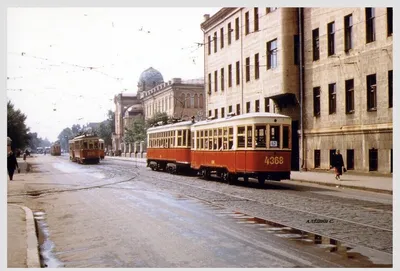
top-left (303, 8), bottom-right (393, 174)
top-left (201, 8), bottom-right (301, 170)
top-left (139, 78), bottom-right (205, 121)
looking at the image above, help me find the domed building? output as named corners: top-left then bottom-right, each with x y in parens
top-left (137, 67), bottom-right (164, 94)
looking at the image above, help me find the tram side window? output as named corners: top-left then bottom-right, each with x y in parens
top-left (89, 141), bottom-right (94, 149)
top-left (283, 126), bottom-right (290, 148)
top-left (247, 126), bottom-right (253, 147)
top-left (94, 142), bottom-right (98, 149)
top-left (83, 141), bottom-right (88, 149)
top-left (177, 130), bottom-right (182, 146)
top-left (255, 126), bottom-right (266, 147)
top-left (237, 126), bottom-right (245, 148)
top-left (188, 130), bottom-right (191, 147)
top-left (228, 127), bottom-right (234, 149)
top-left (183, 130), bottom-right (187, 146)
top-left (270, 125), bottom-right (280, 148)
top-left (208, 129), bottom-right (213, 150)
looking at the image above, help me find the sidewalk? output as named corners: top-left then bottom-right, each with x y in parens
top-left (105, 155), bottom-right (393, 194)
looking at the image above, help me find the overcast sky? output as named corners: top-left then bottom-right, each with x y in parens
top-left (7, 7), bottom-right (220, 142)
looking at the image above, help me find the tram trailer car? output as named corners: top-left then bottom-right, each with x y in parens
top-left (146, 113), bottom-right (292, 185)
top-left (146, 121), bottom-right (193, 174)
top-left (69, 134), bottom-right (101, 164)
top-left (191, 113), bottom-right (292, 185)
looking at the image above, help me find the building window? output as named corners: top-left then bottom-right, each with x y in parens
top-left (391, 149), bottom-right (393, 173)
top-left (266, 8), bottom-right (277, 13)
top-left (214, 70), bottom-right (218, 92)
top-left (236, 61), bottom-right (240, 85)
top-left (214, 32), bottom-right (217, 53)
top-left (366, 74), bottom-right (377, 111)
top-left (236, 104), bottom-right (241, 115)
top-left (199, 94), bottom-right (204, 108)
top-left (208, 36), bottom-right (211, 55)
top-left (221, 107), bottom-right (225, 118)
top-left (228, 105), bottom-right (233, 114)
top-left (312, 28), bottom-right (319, 61)
top-left (255, 99), bottom-right (260, 112)
top-left (220, 28), bottom-right (224, 48)
top-left (314, 150), bottom-right (321, 168)
top-left (328, 83), bottom-right (336, 114)
top-left (294, 35), bottom-right (300, 65)
top-left (347, 149), bottom-right (354, 170)
top-left (344, 14), bottom-right (353, 51)
top-left (264, 98), bottom-right (270, 112)
top-left (228, 22), bottom-right (232, 44)
top-left (186, 94), bottom-right (191, 108)
top-left (366, 8), bottom-right (376, 43)
top-left (221, 68), bottom-right (225, 91)
top-left (245, 11), bottom-right (249, 35)
top-left (254, 53), bottom-right (260, 79)
top-left (327, 21), bottom-right (335, 56)
top-left (246, 101), bottom-right (250, 113)
top-left (208, 73), bottom-right (212, 94)
top-left (254, 8), bottom-right (259, 31)
top-left (389, 70), bottom-right (392, 108)
top-left (369, 148), bottom-right (378, 171)
top-left (267, 39), bottom-right (277, 69)
top-left (208, 110), bottom-right (211, 117)
top-left (214, 108), bottom-right (218, 118)
top-left (194, 94), bottom-right (199, 108)
top-left (228, 64), bottom-right (232, 87)
top-left (235, 17), bottom-right (240, 40)
top-left (245, 57), bottom-right (250, 82)
top-left (387, 8), bottom-right (393, 36)
top-left (345, 79), bottom-right (354, 114)
top-left (313, 87), bottom-right (321, 117)
top-left (180, 94), bottom-right (185, 109)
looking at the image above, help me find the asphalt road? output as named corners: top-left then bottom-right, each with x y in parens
top-left (7, 154), bottom-right (392, 268)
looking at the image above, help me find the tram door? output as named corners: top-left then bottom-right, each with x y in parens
top-left (291, 121), bottom-right (299, 171)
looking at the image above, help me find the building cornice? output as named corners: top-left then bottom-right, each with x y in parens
top-left (200, 8), bottom-right (240, 32)
top-left (305, 123), bottom-right (393, 137)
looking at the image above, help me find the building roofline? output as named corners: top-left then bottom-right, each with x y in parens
top-left (201, 8), bottom-right (240, 31)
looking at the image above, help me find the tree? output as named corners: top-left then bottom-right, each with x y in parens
top-left (124, 116), bottom-right (146, 143)
top-left (96, 110), bottom-right (115, 147)
top-left (57, 127), bottom-right (74, 151)
top-left (71, 124), bottom-right (82, 136)
top-left (7, 101), bottom-right (30, 150)
top-left (145, 112), bottom-right (169, 127)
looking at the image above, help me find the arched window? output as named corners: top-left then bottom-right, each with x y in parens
top-left (194, 94), bottom-right (199, 108)
top-left (199, 94), bottom-right (204, 108)
top-left (180, 93), bottom-right (185, 108)
top-left (186, 94), bottom-right (191, 108)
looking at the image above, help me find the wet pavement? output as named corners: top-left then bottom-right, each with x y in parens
top-left (7, 155), bottom-right (393, 267)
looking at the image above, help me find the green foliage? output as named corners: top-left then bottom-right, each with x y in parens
top-left (124, 116), bottom-right (146, 143)
top-left (96, 110), bottom-right (115, 147)
top-left (57, 127), bottom-right (74, 151)
top-left (145, 112), bottom-right (169, 127)
top-left (7, 101), bottom-right (30, 150)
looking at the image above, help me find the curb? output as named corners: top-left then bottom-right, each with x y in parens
top-left (289, 178), bottom-right (392, 195)
top-left (9, 204), bottom-right (41, 268)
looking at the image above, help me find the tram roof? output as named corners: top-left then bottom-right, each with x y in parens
top-left (72, 134), bottom-right (100, 140)
top-left (192, 112), bottom-right (291, 128)
top-left (147, 120), bottom-right (193, 133)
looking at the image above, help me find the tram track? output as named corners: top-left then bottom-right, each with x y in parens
top-left (132, 168), bottom-right (392, 254)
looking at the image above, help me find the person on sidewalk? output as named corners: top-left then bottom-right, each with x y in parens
top-left (7, 150), bottom-right (19, 181)
top-left (333, 150), bottom-right (345, 180)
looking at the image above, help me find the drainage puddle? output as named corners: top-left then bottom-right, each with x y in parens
top-left (227, 211), bottom-right (392, 267)
top-left (33, 211), bottom-right (64, 268)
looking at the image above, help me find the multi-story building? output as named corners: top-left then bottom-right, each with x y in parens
top-left (201, 7), bottom-right (393, 174)
top-left (303, 8), bottom-right (393, 174)
top-left (139, 77), bottom-right (205, 121)
top-left (201, 8), bottom-right (301, 170)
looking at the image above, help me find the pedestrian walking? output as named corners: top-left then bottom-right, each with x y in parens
top-left (7, 150), bottom-right (19, 181)
top-left (332, 150), bottom-right (345, 180)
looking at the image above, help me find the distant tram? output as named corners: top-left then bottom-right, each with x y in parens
top-left (146, 112), bottom-right (292, 185)
top-left (50, 142), bottom-right (61, 156)
top-left (69, 134), bottom-right (101, 164)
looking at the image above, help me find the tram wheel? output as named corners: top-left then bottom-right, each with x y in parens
top-left (227, 173), bottom-right (237, 185)
top-left (243, 176), bottom-right (249, 183)
top-left (258, 176), bottom-right (265, 186)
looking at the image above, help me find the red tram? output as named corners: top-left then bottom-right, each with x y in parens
top-left (69, 134), bottom-right (101, 164)
top-left (146, 113), bottom-right (292, 185)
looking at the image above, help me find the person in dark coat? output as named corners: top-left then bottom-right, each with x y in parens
top-left (7, 150), bottom-right (19, 181)
top-left (333, 150), bottom-right (345, 180)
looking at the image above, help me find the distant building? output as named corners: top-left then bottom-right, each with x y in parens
top-left (139, 77), bottom-right (205, 121)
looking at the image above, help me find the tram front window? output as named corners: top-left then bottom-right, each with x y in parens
top-left (270, 125), bottom-right (280, 148)
top-left (83, 142), bottom-right (88, 149)
top-left (255, 126), bottom-right (266, 148)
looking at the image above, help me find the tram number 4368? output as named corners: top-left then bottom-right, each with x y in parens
top-left (264, 156), bottom-right (284, 165)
